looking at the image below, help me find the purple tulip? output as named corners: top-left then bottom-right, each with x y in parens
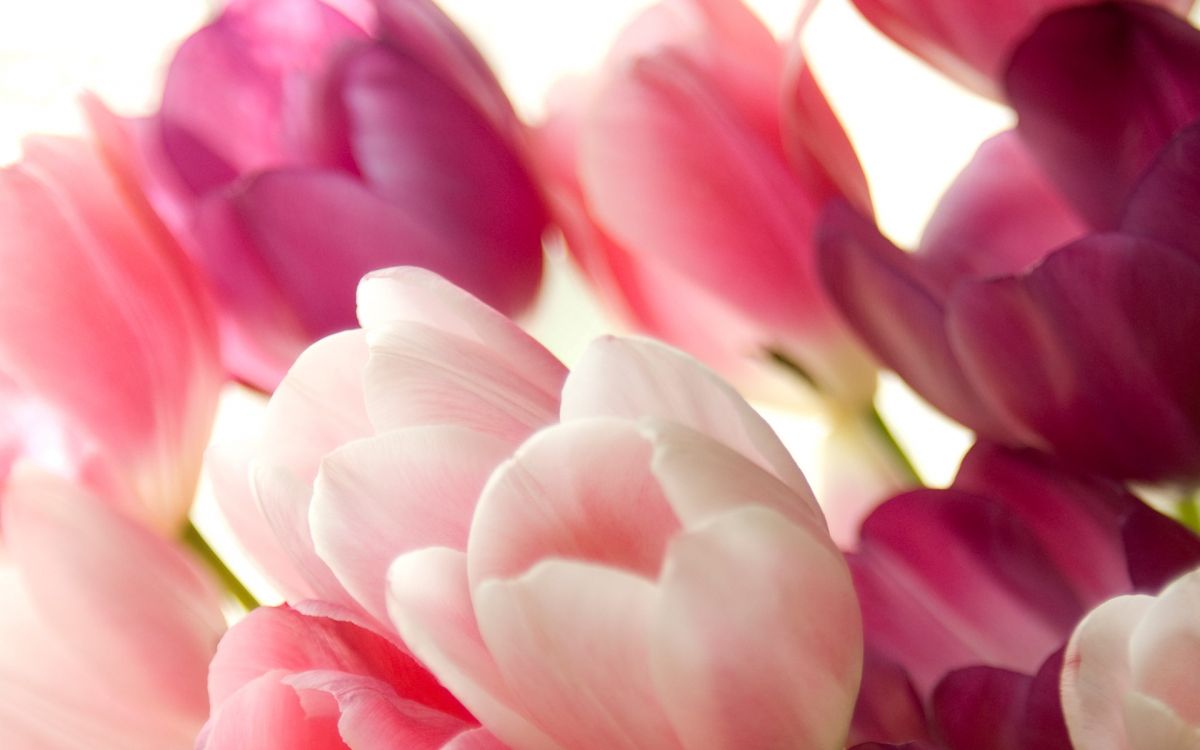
top-left (103, 0), bottom-right (548, 389)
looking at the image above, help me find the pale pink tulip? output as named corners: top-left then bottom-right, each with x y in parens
top-left (0, 136), bottom-right (222, 534)
top-left (1061, 566), bottom-right (1200, 750)
top-left (0, 471), bottom-right (226, 749)
top-left (537, 0), bottom-right (876, 407)
top-left (198, 603), bottom-right (509, 749)
top-left (388, 418), bottom-right (860, 750)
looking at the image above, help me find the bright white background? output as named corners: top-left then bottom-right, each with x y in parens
top-left (2, 0), bottom-right (1011, 597)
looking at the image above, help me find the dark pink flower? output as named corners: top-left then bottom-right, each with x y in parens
top-left (105, 0), bottom-right (548, 390)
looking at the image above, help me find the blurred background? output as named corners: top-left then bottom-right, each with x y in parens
top-left (2, 0), bottom-right (1018, 595)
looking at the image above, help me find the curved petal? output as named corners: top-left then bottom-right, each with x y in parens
top-left (200, 673), bottom-right (345, 750)
top-left (1006, 2), bottom-right (1200, 228)
top-left (1062, 594), bottom-right (1155, 750)
top-left (475, 561), bottom-right (683, 750)
top-left (468, 419), bottom-right (679, 588)
top-left (310, 426), bottom-right (511, 624)
top-left (325, 41), bottom-right (545, 316)
top-left (932, 667), bottom-right (1029, 750)
top-left (355, 267), bottom-right (566, 396)
top-left (1123, 692), bottom-right (1200, 750)
top-left (208, 604), bottom-right (468, 720)
top-left (651, 505), bottom-right (861, 750)
top-left (443, 728), bottom-right (513, 750)
top-left (948, 235), bottom-right (1200, 481)
top-left (1120, 503), bottom-right (1200, 592)
top-left (1123, 119), bottom-right (1200, 266)
top-left (1128, 571), bottom-right (1200, 724)
top-left (0, 137), bottom-right (221, 532)
top-left (917, 131), bottom-right (1085, 286)
top-left (362, 321), bottom-right (559, 442)
top-left (561, 336), bottom-right (812, 496)
top-left (386, 548), bottom-right (561, 750)
top-left (2, 472), bottom-right (224, 724)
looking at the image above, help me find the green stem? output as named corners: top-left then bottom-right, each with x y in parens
top-left (865, 402), bottom-right (923, 487)
top-left (1178, 494), bottom-right (1200, 534)
top-left (183, 520), bottom-right (259, 611)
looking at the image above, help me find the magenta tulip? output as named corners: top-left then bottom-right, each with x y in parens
top-left (538, 0), bottom-right (876, 406)
top-left (848, 0), bottom-right (1192, 99)
top-left (1062, 566), bottom-right (1200, 750)
top-left (198, 604), bottom-right (507, 749)
top-left (110, 0), bottom-right (548, 390)
top-left (0, 136), bottom-right (221, 533)
top-left (0, 472), bottom-right (226, 749)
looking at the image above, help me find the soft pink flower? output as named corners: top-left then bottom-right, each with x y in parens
top-left (537, 0), bottom-right (876, 406)
top-left (198, 603), bottom-right (507, 749)
top-left (106, 0), bottom-right (548, 390)
top-left (848, 0), bottom-right (1193, 98)
top-left (0, 471), bottom-right (226, 749)
top-left (1062, 566), bottom-right (1200, 750)
top-left (0, 136), bottom-right (221, 533)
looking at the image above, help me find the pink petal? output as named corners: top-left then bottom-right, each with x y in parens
top-left (646, 419), bottom-right (827, 534)
top-left (1128, 571), bottom-right (1200, 724)
top-left (651, 505), bottom-right (861, 750)
top-left (325, 41), bottom-right (545, 316)
top-left (0, 137), bottom-right (221, 532)
top-left (467, 419), bottom-right (681, 588)
top-left (561, 336), bottom-right (812, 497)
top-left (1006, 2), bottom-right (1200, 228)
top-left (200, 673), bottom-right (347, 750)
top-left (310, 426), bottom-right (511, 625)
top-left (443, 728), bottom-right (512, 750)
top-left (1123, 120), bottom-right (1200, 266)
top-left (355, 267), bottom-right (566, 396)
top-left (362, 321), bottom-right (559, 442)
top-left (1122, 692), bottom-right (1200, 750)
top-left (1, 472), bottom-right (225, 724)
top-left (0, 568), bottom-right (204, 749)
top-left (208, 604), bottom-right (468, 720)
top-left (476, 561), bottom-right (682, 750)
top-left (917, 131), bottom-right (1086, 286)
top-left (386, 548), bottom-right (560, 750)
top-left (1120, 503), bottom-right (1200, 592)
top-left (1062, 594), bottom-right (1155, 749)
top-left (579, 37), bottom-right (831, 338)
top-left (948, 235), bottom-right (1200, 481)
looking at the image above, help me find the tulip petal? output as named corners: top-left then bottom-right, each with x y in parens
top-left (932, 667), bottom-right (1029, 750)
top-left (1123, 119), bottom-right (1200, 266)
top-left (1120, 502), bottom-right (1200, 592)
top-left (310, 426), bottom-right (511, 624)
top-left (200, 673), bottom-right (346, 750)
top-left (386, 548), bottom-right (561, 750)
top-left (1123, 691), bottom-right (1200, 750)
top-left (1006, 2), bottom-right (1200, 228)
top-left (848, 651), bottom-right (929, 746)
top-left (363, 321), bottom-right (559, 442)
top-left (468, 419), bottom-right (680, 587)
top-left (325, 42), bottom-right (545, 315)
top-left (562, 336), bottom-right (812, 497)
top-left (443, 728), bottom-right (512, 750)
top-left (1062, 594), bottom-right (1155, 749)
top-left (917, 131), bottom-right (1085, 286)
top-left (948, 235), bottom-right (1200, 481)
top-left (816, 203), bottom-right (1013, 438)
top-left (208, 605), bottom-right (468, 720)
top-left (1128, 571), bottom-right (1200, 724)
top-left (355, 267), bottom-right (566, 397)
top-left (476, 561), bottom-right (684, 750)
top-left (651, 505), bottom-right (861, 750)
top-left (158, 0), bottom-right (365, 195)
top-left (1, 472), bottom-right (224, 723)
top-left (852, 489), bottom-right (1082, 694)
top-left (0, 137), bottom-right (220, 531)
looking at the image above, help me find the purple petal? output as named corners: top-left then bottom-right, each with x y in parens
top-left (848, 651), bottom-right (930, 747)
top-left (1123, 118), bottom-right (1200, 266)
top-left (948, 234), bottom-right (1200, 481)
top-left (1120, 502), bottom-right (1200, 592)
top-left (1006, 2), bottom-right (1200, 228)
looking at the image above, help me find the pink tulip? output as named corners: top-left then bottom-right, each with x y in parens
top-left (0, 471), bottom-right (226, 749)
top-left (198, 603), bottom-right (508, 749)
top-left (537, 0), bottom-right (876, 406)
top-left (109, 0), bottom-right (548, 390)
top-left (0, 135), bottom-right (222, 533)
top-left (848, 0), bottom-right (1193, 99)
top-left (388, 418), bottom-right (860, 750)
top-left (1062, 566), bottom-right (1200, 750)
